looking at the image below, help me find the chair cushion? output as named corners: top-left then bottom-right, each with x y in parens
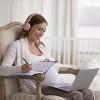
top-left (11, 92), bottom-right (66, 100)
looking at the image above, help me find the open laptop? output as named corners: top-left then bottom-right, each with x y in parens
top-left (49, 68), bottom-right (99, 91)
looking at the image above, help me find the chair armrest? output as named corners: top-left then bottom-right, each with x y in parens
top-left (0, 73), bottom-right (45, 100)
top-left (0, 73), bottom-right (45, 81)
top-left (59, 67), bottom-right (80, 75)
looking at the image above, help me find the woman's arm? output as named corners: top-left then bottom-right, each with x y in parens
top-left (59, 67), bottom-right (80, 75)
top-left (0, 42), bottom-right (22, 75)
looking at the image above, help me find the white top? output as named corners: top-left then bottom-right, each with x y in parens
top-left (0, 37), bottom-right (62, 94)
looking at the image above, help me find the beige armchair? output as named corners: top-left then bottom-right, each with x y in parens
top-left (0, 22), bottom-right (79, 100)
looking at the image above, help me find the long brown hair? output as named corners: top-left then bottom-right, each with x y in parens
top-left (18, 14), bottom-right (48, 47)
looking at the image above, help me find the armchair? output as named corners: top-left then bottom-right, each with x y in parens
top-left (0, 22), bottom-right (79, 100)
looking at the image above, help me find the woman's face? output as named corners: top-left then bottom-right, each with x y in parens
top-left (28, 22), bottom-right (47, 42)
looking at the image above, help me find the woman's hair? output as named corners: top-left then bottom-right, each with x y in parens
top-left (18, 13), bottom-right (48, 47)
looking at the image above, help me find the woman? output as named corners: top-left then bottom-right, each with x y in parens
top-left (1, 13), bottom-right (94, 100)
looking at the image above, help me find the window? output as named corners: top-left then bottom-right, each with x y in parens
top-left (77, 0), bottom-right (100, 38)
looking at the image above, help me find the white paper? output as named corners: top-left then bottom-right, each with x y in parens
top-left (16, 61), bottom-right (56, 76)
top-left (31, 61), bottom-right (56, 74)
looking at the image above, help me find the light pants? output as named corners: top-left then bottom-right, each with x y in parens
top-left (42, 87), bottom-right (94, 100)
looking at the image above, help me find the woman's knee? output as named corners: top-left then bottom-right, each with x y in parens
top-left (67, 91), bottom-right (83, 100)
top-left (81, 89), bottom-right (94, 100)
top-left (74, 91), bottom-right (83, 97)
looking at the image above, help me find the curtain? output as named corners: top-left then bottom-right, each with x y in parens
top-left (0, 0), bottom-right (77, 38)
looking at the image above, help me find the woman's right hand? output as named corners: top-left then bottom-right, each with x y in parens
top-left (21, 64), bottom-right (32, 73)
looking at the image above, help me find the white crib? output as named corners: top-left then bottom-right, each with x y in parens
top-left (42, 37), bottom-right (100, 65)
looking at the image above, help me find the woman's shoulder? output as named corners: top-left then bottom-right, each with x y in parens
top-left (10, 40), bottom-right (21, 46)
top-left (9, 38), bottom-right (25, 49)
top-left (11, 38), bottom-right (26, 46)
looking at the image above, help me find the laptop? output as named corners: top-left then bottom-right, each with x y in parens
top-left (49, 68), bottom-right (99, 91)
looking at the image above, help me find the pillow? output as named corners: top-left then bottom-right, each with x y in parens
top-left (80, 58), bottom-right (100, 74)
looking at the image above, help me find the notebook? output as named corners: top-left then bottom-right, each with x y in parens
top-left (16, 61), bottom-right (57, 76)
top-left (49, 68), bottom-right (99, 91)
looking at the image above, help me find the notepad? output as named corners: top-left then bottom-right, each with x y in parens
top-left (31, 61), bottom-right (57, 74)
top-left (16, 61), bottom-right (57, 76)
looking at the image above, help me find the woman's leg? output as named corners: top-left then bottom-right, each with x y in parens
top-left (80, 89), bottom-right (94, 100)
top-left (42, 86), bottom-right (83, 100)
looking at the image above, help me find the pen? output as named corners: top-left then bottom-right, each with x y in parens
top-left (23, 58), bottom-right (28, 64)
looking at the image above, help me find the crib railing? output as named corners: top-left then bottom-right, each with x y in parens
top-left (42, 37), bottom-right (100, 65)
